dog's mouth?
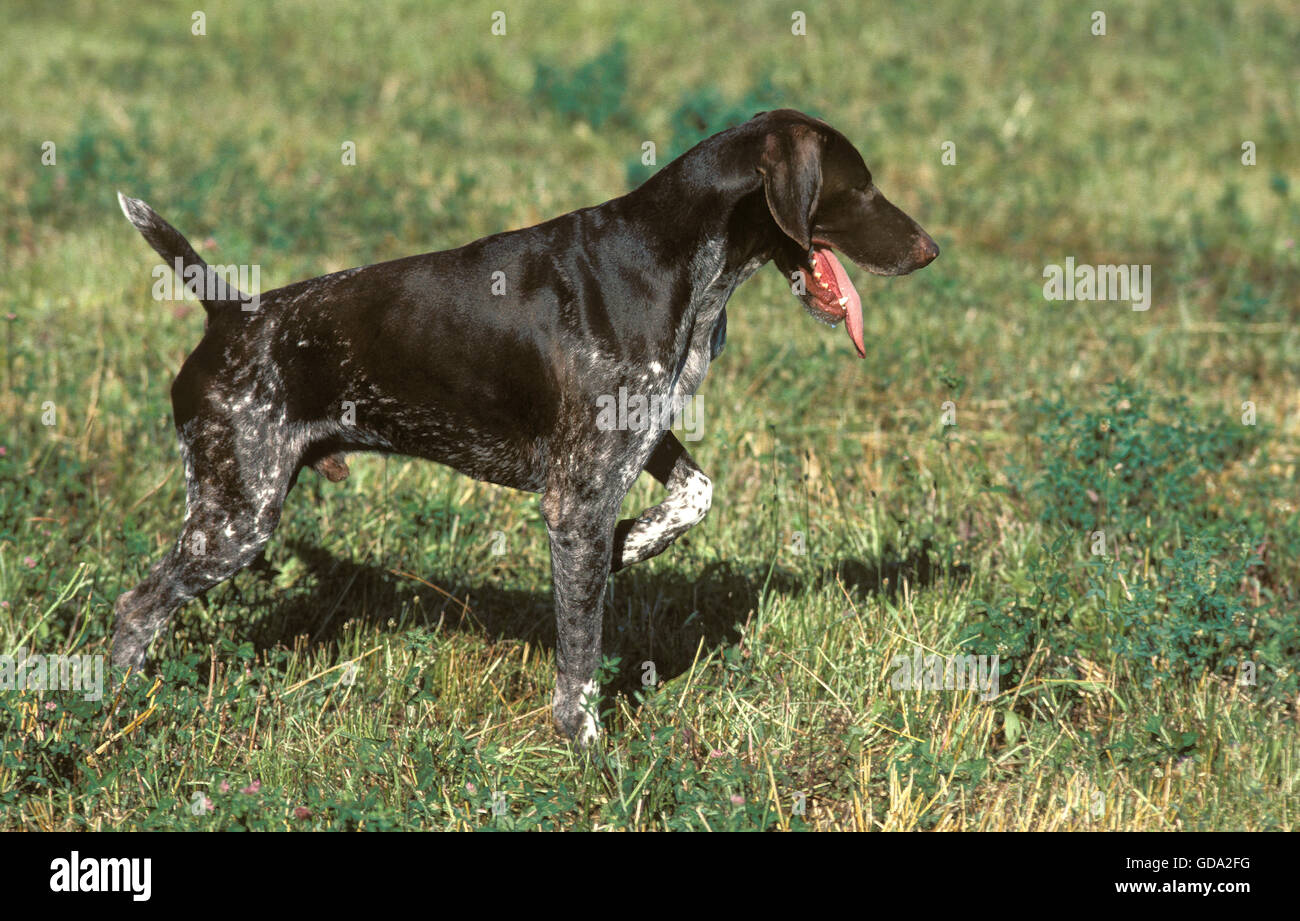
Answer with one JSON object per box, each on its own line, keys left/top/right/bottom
{"left": 789, "top": 244, "right": 866, "bottom": 359}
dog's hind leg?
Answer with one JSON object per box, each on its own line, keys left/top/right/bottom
{"left": 111, "top": 415, "right": 297, "bottom": 669}
{"left": 609, "top": 432, "right": 712, "bottom": 573}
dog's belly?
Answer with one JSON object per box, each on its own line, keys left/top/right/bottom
{"left": 357, "top": 405, "right": 549, "bottom": 492}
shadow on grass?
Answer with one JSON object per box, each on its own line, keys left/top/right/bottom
{"left": 232, "top": 538, "right": 964, "bottom": 700}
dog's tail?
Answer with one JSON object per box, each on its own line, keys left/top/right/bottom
{"left": 116, "top": 191, "right": 254, "bottom": 315}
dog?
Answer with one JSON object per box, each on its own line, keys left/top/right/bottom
{"left": 112, "top": 109, "right": 938, "bottom": 743}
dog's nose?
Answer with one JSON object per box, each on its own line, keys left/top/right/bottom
{"left": 913, "top": 235, "right": 939, "bottom": 267}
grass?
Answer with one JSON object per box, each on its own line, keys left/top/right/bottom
{"left": 1, "top": 0, "right": 1298, "bottom": 830}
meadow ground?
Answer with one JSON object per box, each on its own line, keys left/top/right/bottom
{"left": 0, "top": 1, "right": 1297, "bottom": 830}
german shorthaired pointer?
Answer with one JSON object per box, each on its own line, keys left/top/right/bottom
{"left": 113, "top": 109, "right": 938, "bottom": 742}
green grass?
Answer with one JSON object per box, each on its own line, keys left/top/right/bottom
{"left": 1, "top": 0, "right": 1298, "bottom": 830}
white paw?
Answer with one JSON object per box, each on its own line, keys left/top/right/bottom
{"left": 576, "top": 679, "right": 601, "bottom": 746}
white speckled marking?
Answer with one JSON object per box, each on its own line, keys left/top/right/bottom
{"left": 618, "top": 468, "right": 712, "bottom": 566}
{"left": 577, "top": 679, "right": 600, "bottom": 746}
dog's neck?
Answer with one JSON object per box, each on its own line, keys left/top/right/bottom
{"left": 618, "top": 129, "right": 785, "bottom": 394}
{"left": 658, "top": 190, "right": 775, "bottom": 399}
{"left": 679, "top": 187, "right": 780, "bottom": 352}
{"left": 632, "top": 146, "right": 780, "bottom": 304}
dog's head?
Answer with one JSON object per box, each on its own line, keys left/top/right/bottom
{"left": 754, "top": 110, "right": 938, "bottom": 358}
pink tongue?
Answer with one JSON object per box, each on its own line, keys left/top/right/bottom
{"left": 818, "top": 248, "right": 865, "bottom": 359}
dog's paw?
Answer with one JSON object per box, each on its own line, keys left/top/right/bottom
{"left": 553, "top": 679, "right": 601, "bottom": 747}
{"left": 110, "top": 589, "right": 152, "bottom": 671}
{"left": 109, "top": 639, "right": 147, "bottom": 671}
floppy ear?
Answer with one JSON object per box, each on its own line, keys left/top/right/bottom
{"left": 758, "top": 127, "right": 823, "bottom": 250}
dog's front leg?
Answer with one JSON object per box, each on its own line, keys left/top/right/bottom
{"left": 610, "top": 432, "right": 711, "bottom": 572}
{"left": 542, "top": 485, "right": 618, "bottom": 745}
